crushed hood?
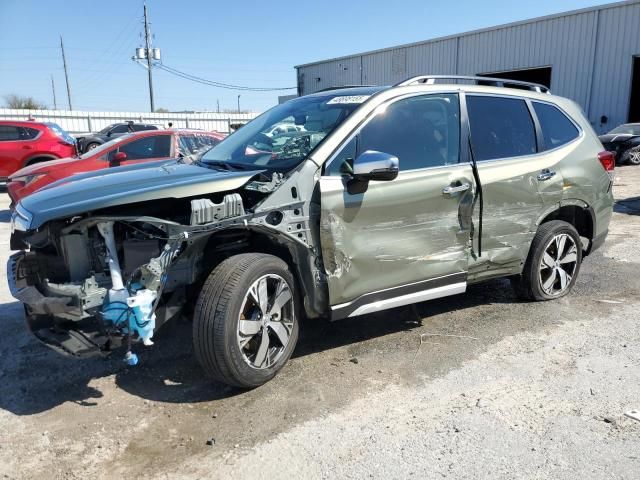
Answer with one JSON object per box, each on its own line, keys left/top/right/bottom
{"left": 20, "top": 160, "right": 263, "bottom": 229}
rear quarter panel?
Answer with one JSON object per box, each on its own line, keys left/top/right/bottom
{"left": 553, "top": 98, "right": 614, "bottom": 240}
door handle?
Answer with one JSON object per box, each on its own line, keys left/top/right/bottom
{"left": 442, "top": 182, "right": 471, "bottom": 195}
{"left": 537, "top": 169, "right": 556, "bottom": 181}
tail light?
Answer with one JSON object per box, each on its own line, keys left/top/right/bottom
{"left": 598, "top": 151, "right": 615, "bottom": 180}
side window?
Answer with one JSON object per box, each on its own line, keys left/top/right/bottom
{"left": 117, "top": 135, "right": 172, "bottom": 160}
{"left": 467, "top": 96, "right": 537, "bottom": 161}
{"left": 0, "top": 126, "right": 21, "bottom": 141}
{"left": 20, "top": 127, "right": 40, "bottom": 140}
{"left": 111, "top": 124, "right": 130, "bottom": 134}
{"left": 533, "top": 102, "right": 579, "bottom": 149}
{"left": 326, "top": 93, "right": 460, "bottom": 175}
{"left": 133, "top": 124, "right": 157, "bottom": 132}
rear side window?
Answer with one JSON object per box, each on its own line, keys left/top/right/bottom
{"left": 21, "top": 127, "right": 40, "bottom": 139}
{"left": 0, "top": 126, "right": 21, "bottom": 141}
{"left": 533, "top": 102, "right": 579, "bottom": 149}
{"left": 467, "top": 96, "right": 537, "bottom": 161}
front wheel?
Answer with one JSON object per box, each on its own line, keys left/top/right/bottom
{"left": 624, "top": 146, "right": 640, "bottom": 165}
{"left": 511, "top": 220, "right": 582, "bottom": 301}
{"left": 193, "top": 253, "right": 299, "bottom": 388}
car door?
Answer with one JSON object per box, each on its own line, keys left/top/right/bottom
{"left": 109, "top": 134, "right": 173, "bottom": 166}
{"left": 464, "top": 94, "right": 547, "bottom": 281}
{"left": 320, "top": 93, "right": 474, "bottom": 319}
{"left": 0, "top": 125, "right": 25, "bottom": 178}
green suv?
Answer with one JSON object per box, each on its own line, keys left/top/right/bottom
{"left": 8, "top": 76, "right": 614, "bottom": 388}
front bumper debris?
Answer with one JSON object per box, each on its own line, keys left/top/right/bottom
{"left": 7, "top": 252, "right": 122, "bottom": 357}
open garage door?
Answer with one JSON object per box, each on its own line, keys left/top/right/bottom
{"left": 628, "top": 56, "right": 640, "bottom": 123}
{"left": 478, "top": 67, "right": 552, "bottom": 89}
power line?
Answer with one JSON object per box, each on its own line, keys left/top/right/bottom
{"left": 155, "top": 63, "right": 296, "bottom": 91}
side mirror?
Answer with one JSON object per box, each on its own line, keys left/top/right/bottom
{"left": 110, "top": 151, "right": 127, "bottom": 167}
{"left": 352, "top": 150, "right": 399, "bottom": 182}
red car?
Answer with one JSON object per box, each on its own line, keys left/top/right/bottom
{"left": 0, "top": 120, "right": 77, "bottom": 181}
{"left": 7, "top": 129, "right": 225, "bottom": 203}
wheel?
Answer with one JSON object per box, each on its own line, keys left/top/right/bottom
{"left": 193, "top": 253, "right": 299, "bottom": 388}
{"left": 624, "top": 146, "right": 640, "bottom": 165}
{"left": 511, "top": 220, "right": 582, "bottom": 301}
{"left": 85, "top": 142, "right": 100, "bottom": 152}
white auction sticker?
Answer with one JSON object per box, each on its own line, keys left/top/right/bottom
{"left": 326, "top": 95, "right": 370, "bottom": 104}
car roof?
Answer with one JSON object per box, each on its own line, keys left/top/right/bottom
{"left": 305, "top": 86, "right": 389, "bottom": 98}
{"left": 0, "top": 120, "right": 49, "bottom": 128}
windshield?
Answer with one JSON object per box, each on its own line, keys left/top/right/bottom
{"left": 78, "top": 135, "right": 130, "bottom": 159}
{"left": 609, "top": 124, "right": 640, "bottom": 135}
{"left": 98, "top": 124, "right": 116, "bottom": 134}
{"left": 200, "top": 90, "right": 379, "bottom": 171}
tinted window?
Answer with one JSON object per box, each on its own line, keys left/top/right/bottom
{"left": 349, "top": 94, "right": 460, "bottom": 174}
{"left": 467, "top": 96, "right": 536, "bottom": 161}
{"left": 0, "top": 126, "right": 21, "bottom": 141}
{"left": 533, "top": 102, "right": 579, "bottom": 149}
{"left": 21, "top": 127, "right": 40, "bottom": 139}
{"left": 116, "top": 135, "right": 171, "bottom": 160}
{"left": 111, "top": 124, "right": 130, "bottom": 134}
{"left": 132, "top": 124, "right": 157, "bottom": 131}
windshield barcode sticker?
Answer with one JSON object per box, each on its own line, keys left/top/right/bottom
{"left": 327, "top": 95, "right": 370, "bottom": 104}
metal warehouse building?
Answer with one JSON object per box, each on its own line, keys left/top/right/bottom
{"left": 295, "top": 0, "right": 640, "bottom": 133}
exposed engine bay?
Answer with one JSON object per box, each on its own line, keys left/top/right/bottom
{"left": 8, "top": 168, "right": 328, "bottom": 359}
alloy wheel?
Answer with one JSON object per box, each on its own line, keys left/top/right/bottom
{"left": 237, "top": 274, "right": 294, "bottom": 369}
{"left": 538, "top": 233, "right": 578, "bottom": 296}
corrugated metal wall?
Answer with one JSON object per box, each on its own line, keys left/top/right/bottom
{"left": 296, "top": 1, "right": 640, "bottom": 133}
{"left": 0, "top": 109, "right": 259, "bottom": 134}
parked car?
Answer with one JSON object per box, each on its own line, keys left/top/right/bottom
{"left": 598, "top": 123, "right": 640, "bottom": 165}
{"left": 7, "top": 129, "right": 224, "bottom": 203}
{"left": 8, "top": 76, "right": 614, "bottom": 389}
{"left": 264, "top": 122, "right": 305, "bottom": 137}
{"left": 0, "top": 120, "right": 76, "bottom": 181}
{"left": 75, "top": 122, "right": 160, "bottom": 153}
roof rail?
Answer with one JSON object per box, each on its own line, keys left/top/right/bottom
{"left": 395, "top": 75, "right": 550, "bottom": 93}
{"left": 316, "top": 85, "right": 376, "bottom": 92}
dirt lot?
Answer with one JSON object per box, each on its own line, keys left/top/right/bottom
{"left": 1, "top": 167, "right": 639, "bottom": 480}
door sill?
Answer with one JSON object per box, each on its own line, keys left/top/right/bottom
{"left": 331, "top": 273, "right": 467, "bottom": 320}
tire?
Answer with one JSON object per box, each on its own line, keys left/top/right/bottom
{"left": 511, "top": 220, "right": 582, "bottom": 301}
{"left": 622, "top": 146, "right": 640, "bottom": 165}
{"left": 193, "top": 253, "right": 299, "bottom": 388}
{"left": 85, "top": 142, "right": 100, "bottom": 152}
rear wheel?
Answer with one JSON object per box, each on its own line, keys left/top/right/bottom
{"left": 193, "top": 253, "right": 299, "bottom": 388}
{"left": 85, "top": 142, "right": 100, "bottom": 152}
{"left": 511, "top": 220, "right": 582, "bottom": 301}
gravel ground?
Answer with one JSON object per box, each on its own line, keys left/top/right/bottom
{"left": 0, "top": 167, "right": 639, "bottom": 480}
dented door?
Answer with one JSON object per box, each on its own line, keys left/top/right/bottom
{"left": 465, "top": 94, "right": 547, "bottom": 281}
{"left": 320, "top": 166, "right": 474, "bottom": 311}
{"left": 319, "top": 93, "right": 473, "bottom": 315}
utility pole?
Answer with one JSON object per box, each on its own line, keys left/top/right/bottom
{"left": 237, "top": 94, "right": 241, "bottom": 113}
{"left": 216, "top": 99, "right": 220, "bottom": 113}
{"left": 60, "top": 36, "right": 72, "bottom": 110}
{"left": 51, "top": 75, "right": 57, "bottom": 110}
{"left": 143, "top": 2, "right": 155, "bottom": 112}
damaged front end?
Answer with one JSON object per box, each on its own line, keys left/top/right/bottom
{"left": 8, "top": 214, "right": 189, "bottom": 358}
{"left": 8, "top": 165, "right": 328, "bottom": 359}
